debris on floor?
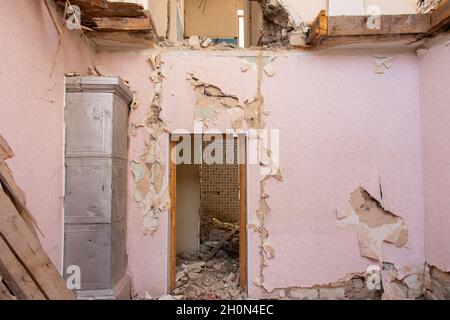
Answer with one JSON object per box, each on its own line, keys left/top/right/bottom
{"left": 173, "top": 254, "right": 246, "bottom": 300}
{"left": 172, "top": 218, "right": 245, "bottom": 300}
{"left": 159, "top": 36, "right": 238, "bottom": 50}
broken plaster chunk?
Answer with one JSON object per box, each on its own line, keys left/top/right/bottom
{"left": 263, "top": 241, "right": 275, "bottom": 259}
{"left": 263, "top": 64, "right": 276, "bottom": 77}
{"left": 289, "top": 30, "right": 307, "bottom": 47}
{"left": 381, "top": 269, "right": 408, "bottom": 300}
{"left": 241, "top": 62, "right": 251, "bottom": 73}
{"left": 149, "top": 53, "right": 162, "bottom": 70}
{"left": 188, "top": 35, "right": 201, "bottom": 48}
{"left": 374, "top": 57, "right": 395, "bottom": 74}
{"left": 201, "top": 37, "right": 213, "bottom": 48}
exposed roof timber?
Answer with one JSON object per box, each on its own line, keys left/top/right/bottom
{"left": 430, "top": 0, "right": 450, "bottom": 33}
{"left": 54, "top": 0, "right": 152, "bottom": 28}
{"left": 53, "top": 0, "right": 157, "bottom": 48}
{"left": 305, "top": 0, "right": 450, "bottom": 48}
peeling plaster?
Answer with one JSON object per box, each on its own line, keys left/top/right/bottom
{"left": 132, "top": 51, "right": 171, "bottom": 236}
{"left": 185, "top": 52, "right": 284, "bottom": 293}
{"left": 337, "top": 187, "right": 408, "bottom": 262}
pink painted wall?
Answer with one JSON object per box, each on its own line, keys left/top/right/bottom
{"left": 0, "top": 0, "right": 95, "bottom": 270}
{"left": 98, "top": 49, "right": 425, "bottom": 297}
{"left": 418, "top": 37, "right": 450, "bottom": 272}
{"left": 260, "top": 51, "right": 424, "bottom": 292}
{"left": 0, "top": 1, "right": 432, "bottom": 298}
{"left": 95, "top": 51, "right": 166, "bottom": 296}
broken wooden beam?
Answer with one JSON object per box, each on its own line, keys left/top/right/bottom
{"left": 0, "top": 236, "right": 46, "bottom": 300}
{"left": 202, "top": 227, "right": 239, "bottom": 262}
{"left": 0, "top": 136, "right": 74, "bottom": 300}
{"left": 91, "top": 16, "right": 152, "bottom": 31}
{"left": 306, "top": 10, "right": 328, "bottom": 46}
{"left": 0, "top": 278, "right": 15, "bottom": 300}
{"left": 0, "top": 158, "right": 40, "bottom": 236}
{"left": 0, "top": 189, "right": 74, "bottom": 300}
{"left": 327, "top": 14, "right": 431, "bottom": 36}
{"left": 305, "top": 8, "right": 450, "bottom": 48}
{"left": 430, "top": 0, "right": 450, "bottom": 33}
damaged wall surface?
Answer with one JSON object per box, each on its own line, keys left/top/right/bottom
{"left": 0, "top": 0, "right": 96, "bottom": 270}
{"left": 94, "top": 48, "right": 426, "bottom": 298}
{"left": 2, "top": 0, "right": 450, "bottom": 301}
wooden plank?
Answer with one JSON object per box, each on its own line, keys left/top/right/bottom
{"left": 91, "top": 17, "right": 152, "bottom": 31}
{"left": 239, "top": 145, "right": 247, "bottom": 290}
{"left": 169, "top": 138, "right": 177, "bottom": 291}
{"left": 430, "top": 0, "right": 450, "bottom": 33}
{"left": 0, "top": 280, "right": 15, "bottom": 300}
{"left": 0, "top": 189, "right": 74, "bottom": 300}
{"left": 0, "top": 158, "right": 39, "bottom": 235}
{"left": 203, "top": 228, "right": 239, "bottom": 262}
{"left": 328, "top": 14, "right": 431, "bottom": 36}
{"left": 0, "top": 135, "right": 13, "bottom": 161}
{"left": 0, "top": 237, "right": 46, "bottom": 300}
{"left": 306, "top": 10, "right": 328, "bottom": 45}
{"left": 55, "top": 0, "right": 108, "bottom": 9}
{"left": 55, "top": 0, "right": 146, "bottom": 18}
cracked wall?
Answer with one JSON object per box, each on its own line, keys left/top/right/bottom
{"left": 94, "top": 44, "right": 427, "bottom": 299}
{"left": 131, "top": 51, "right": 171, "bottom": 236}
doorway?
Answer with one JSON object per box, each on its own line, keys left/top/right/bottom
{"left": 169, "top": 134, "right": 247, "bottom": 299}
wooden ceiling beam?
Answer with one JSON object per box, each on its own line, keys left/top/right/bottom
{"left": 304, "top": 6, "right": 450, "bottom": 49}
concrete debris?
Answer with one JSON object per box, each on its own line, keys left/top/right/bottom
{"left": 188, "top": 35, "right": 201, "bottom": 48}
{"left": 379, "top": 264, "right": 424, "bottom": 300}
{"left": 337, "top": 187, "right": 408, "bottom": 261}
{"left": 289, "top": 30, "right": 307, "bottom": 47}
{"left": 424, "top": 264, "right": 450, "bottom": 299}
{"left": 160, "top": 37, "right": 237, "bottom": 50}
{"left": 381, "top": 268, "right": 409, "bottom": 300}
{"left": 201, "top": 218, "right": 240, "bottom": 261}
{"left": 259, "top": 0, "right": 309, "bottom": 47}
{"left": 201, "top": 38, "right": 213, "bottom": 48}
{"left": 280, "top": 273, "right": 383, "bottom": 300}
{"left": 173, "top": 253, "right": 246, "bottom": 300}
{"left": 417, "top": 0, "right": 443, "bottom": 13}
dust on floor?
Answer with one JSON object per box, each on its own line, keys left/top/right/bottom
{"left": 172, "top": 218, "right": 247, "bottom": 300}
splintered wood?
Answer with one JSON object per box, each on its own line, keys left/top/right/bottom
{"left": 0, "top": 134, "right": 74, "bottom": 300}
{"left": 54, "top": 0, "right": 155, "bottom": 32}
{"left": 52, "top": 0, "right": 157, "bottom": 48}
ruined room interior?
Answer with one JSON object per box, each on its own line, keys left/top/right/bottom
{"left": 0, "top": 0, "right": 450, "bottom": 302}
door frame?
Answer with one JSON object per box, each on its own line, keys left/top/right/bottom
{"left": 168, "top": 134, "right": 248, "bottom": 291}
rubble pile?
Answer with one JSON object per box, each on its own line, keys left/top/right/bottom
{"left": 159, "top": 36, "right": 238, "bottom": 50}
{"left": 173, "top": 218, "right": 245, "bottom": 300}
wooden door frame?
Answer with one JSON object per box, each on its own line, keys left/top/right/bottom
{"left": 168, "top": 134, "right": 248, "bottom": 291}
